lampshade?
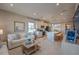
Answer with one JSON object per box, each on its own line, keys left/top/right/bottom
{"left": 0, "top": 29, "right": 3, "bottom": 35}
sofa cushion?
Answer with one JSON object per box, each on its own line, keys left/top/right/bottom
{"left": 8, "top": 34, "right": 16, "bottom": 40}
{"left": 16, "top": 33, "right": 21, "bottom": 39}
{"left": 8, "top": 34, "right": 21, "bottom": 40}
{"left": 10, "top": 38, "right": 24, "bottom": 43}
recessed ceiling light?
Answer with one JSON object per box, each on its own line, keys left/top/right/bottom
{"left": 56, "top": 3, "right": 59, "bottom": 6}
{"left": 60, "top": 13, "right": 63, "bottom": 15}
{"left": 10, "top": 4, "right": 14, "bottom": 7}
{"left": 33, "top": 13, "right": 37, "bottom": 16}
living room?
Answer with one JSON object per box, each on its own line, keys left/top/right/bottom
{"left": 0, "top": 3, "right": 79, "bottom": 55}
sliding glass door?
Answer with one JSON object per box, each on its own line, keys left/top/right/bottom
{"left": 28, "top": 22, "right": 35, "bottom": 33}
{"left": 52, "top": 24, "right": 62, "bottom": 32}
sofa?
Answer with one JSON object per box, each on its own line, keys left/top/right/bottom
{"left": 7, "top": 33, "right": 35, "bottom": 49}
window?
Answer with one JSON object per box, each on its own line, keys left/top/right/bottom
{"left": 52, "top": 24, "right": 62, "bottom": 32}
{"left": 28, "top": 22, "right": 35, "bottom": 33}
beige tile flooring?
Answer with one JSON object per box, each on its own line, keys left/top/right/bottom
{"left": 8, "top": 36, "right": 79, "bottom": 55}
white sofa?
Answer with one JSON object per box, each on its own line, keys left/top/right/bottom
{"left": 7, "top": 33, "right": 35, "bottom": 49}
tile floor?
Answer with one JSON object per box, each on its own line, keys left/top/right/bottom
{"left": 8, "top": 36, "right": 79, "bottom": 55}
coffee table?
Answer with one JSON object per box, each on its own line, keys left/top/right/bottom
{"left": 22, "top": 40, "right": 40, "bottom": 55}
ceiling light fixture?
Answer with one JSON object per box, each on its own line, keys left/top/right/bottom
{"left": 33, "top": 13, "right": 37, "bottom": 16}
{"left": 10, "top": 4, "right": 14, "bottom": 7}
{"left": 60, "top": 13, "right": 63, "bottom": 15}
{"left": 56, "top": 3, "right": 59, "bottom": 6}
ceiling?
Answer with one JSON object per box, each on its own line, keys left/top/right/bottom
{"left": 0, "top": 3, "right": 76, "bottom": 23}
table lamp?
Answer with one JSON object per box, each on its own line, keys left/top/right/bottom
{"left": 0, "top": 29, "right": 3, "bottom": 34}
{"left": 0, "top": 29, "right": 3, "bottom": 48}
{"left": 0, "top": 29, "right": 3, "bottom": 39}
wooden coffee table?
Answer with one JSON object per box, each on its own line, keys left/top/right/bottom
{"left": 22, "top": 40, "right": 40, "bottom": 55}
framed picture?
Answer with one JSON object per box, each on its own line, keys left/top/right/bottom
{"left": 14, "top": 21, "right": 25, "bottom": 32}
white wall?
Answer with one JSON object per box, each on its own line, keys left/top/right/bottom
{"left": 0, "top": 10, "right": 37, "bottom": 41}
{"left": 0, "top": 9, "right": 74, "bottom": 41}
{"left": 0, "top": 10, "right": 50, "bottom": 41}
